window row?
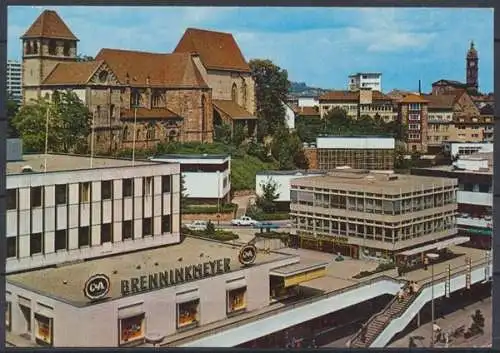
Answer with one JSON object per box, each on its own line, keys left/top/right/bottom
{"left": 6, "top": 215, "right": 172, "bottom": 259}
{"left": 6, "top": 176, "right": 172, "bottom": 210}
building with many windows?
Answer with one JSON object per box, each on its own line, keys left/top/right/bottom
{"left": 289, "top": 169, "right": 461, "bottom": 263}
{"left": 7, "top": 60, "right": 23, "bottom": 102}
{"left": 5, "top": 154, "right": 181, "bottom": 274}
{"left": 348, "top": 73, "right": 382, "bottom": 92}
{"left": 397, "top": 94, "right": 429, "bottom": 153}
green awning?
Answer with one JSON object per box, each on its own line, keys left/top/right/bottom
{"left": 460, "top": 227, "right": 492, "bottom": 236}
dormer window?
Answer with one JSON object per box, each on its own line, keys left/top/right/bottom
{"left": 152, "top": 90, "right": 162, "bottom": 108}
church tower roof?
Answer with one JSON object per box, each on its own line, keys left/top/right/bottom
{"left": 21, "top": 10, "right": 78, "bottom": 41}
{"left": 467, "top": 41, "right": 478, "bottom": 59}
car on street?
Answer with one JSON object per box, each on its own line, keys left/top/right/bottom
{"left": 185, "top": 220, "right": 208, "bottom": 231}
{"left": 230, "top": 216, "right": 258, "bottom": 227}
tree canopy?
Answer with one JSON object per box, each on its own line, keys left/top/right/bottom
{"left": 13, "top": 90, "right": 91, "bottom": 153}
{"left": 7, "top": 96, "right": 20, "bottom": 138}
{"left": 256, "top": 177, "right": 280, "bottom": 213}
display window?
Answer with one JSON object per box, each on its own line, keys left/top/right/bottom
{"left": 227, "top": 287, "right": 247, "bottom": 315}
{"left": 119, "top": 313, "right": 146, "bottom": 346}
{"left": 34, "top": 313, "right": 53, "bottom": 346}
{"left": 176, "top": 299, "right": 200, "bottom": 330}
{"left": 5, "top": 302, "right": 11, "bottom": 332}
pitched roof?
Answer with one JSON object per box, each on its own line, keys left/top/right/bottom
{"left": 213, "top": 100, "right": 256, "bottom": 120}
{"left": 399, "top": 94, "right": 429, "bottom": 104}
{"left": 318, "top": 90, "right": 392, "bottom": 102}
{"left": 423, "top": 94, "right": 456, "bottom": 110}
{"left": 22, "top": 10, "right": 78, "bottom": 40}
{"left": 295, "top": 106, "right": 320, "bottom": 116}
{"left": 42, "top": 61, "right": 102, "bottom": 85}
{"left": 432, "top": 79, "right": 467, "bottom": 88}
{"left": 120, "top": 107, "right": 181, "bottom": 120}
{"left": 95, "top": 49, "right": 208, "bottom": 88}
{"left": 174, "top": 28, "right": 250, "bottom": 72}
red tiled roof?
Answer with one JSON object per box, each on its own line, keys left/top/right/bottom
{"left": 42, "top": 61, "right": 102, "bottom": 85}
{"left": 95, "top": 49, "right": 208, "bottom": 88}
{"left": 295, "top": 106, "right": 320, "bottom": 116}
{"left": 22, "top": 10, "right": 78, "bottom": 40}
{"left": 174, "top": 28, "right": 250, "bottom": 72}
{"left": 399, "top": 94, "right": 429, "bottom": 104}
{"left": 423, "top": 94, "right": 456, "bottom": 109}
{"left": 120, "top": 107, "right": 181, "bottom": 120}
{"left": 213, "top": 100, "right": 256, "bottom": 120}
{"left": 319, "top": 90, "right": 392, "bottom": 102}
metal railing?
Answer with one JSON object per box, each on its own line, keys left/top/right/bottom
{"left": 164, "top": 275, "right": 403, "bottom": 347}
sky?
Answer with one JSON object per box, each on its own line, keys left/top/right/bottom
{"left": 7, "top": 6, "right": 494, "bottom": 93}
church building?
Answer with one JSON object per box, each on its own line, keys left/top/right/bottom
{"left": 21, "top": 10, "right": 257, "bottom": 153}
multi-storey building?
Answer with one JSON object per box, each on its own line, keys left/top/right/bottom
{"left": 319, "top": 88, "right": 396, "bottom": 122}
{"left": 6, "top": 154, "right": 181, "bottom": 273}
{"left": 289, "top": 169, "right": 459, "bottom": 264}
{"left": 348, "top": 73, "right": 382, "bottom": 92}
{"left": 425, "top": 94, "right": 454, "bottom": 150}
{"left": 397, "top": 94, "right": 429, "bottom": 153}
{"left": 315, "top": 136, "right": 395, "bottom": 171}
{"left": 443, "top": 141, "right": 493, "bottom": 159}
{"left": 21, "top": 10, "right": 257, "bottom": 153}
{"left": 7, "top": 60, "right": 23, "bottom": 102}
{"left": 412, "top": 152, "right": 492, "bottom": 249}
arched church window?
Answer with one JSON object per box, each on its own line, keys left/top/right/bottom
{"left": 201, "top": 95, "right": 207, "bottom": 133}
{"left": 131, "top": 89, "right": 141, "bottom": 107}
{"left": 146, "top": 124, "right": 156, "bottom": 140}
{"left": 48, "top": 40, "right": 57, "bottom": 55}
{"left": 231, "top": 83, "right": 238, "bottom": 103}
{"left": 25, "top": 42, "right": 33, "bottom": 55}
{"left": 241, "top": 79, "right": 247, "bottom": 107}
{"left": 33, "top": 41, "right": 39, "bottom": 55}
{"left": 152, "top": 90, "right": 162, "bottom": 108}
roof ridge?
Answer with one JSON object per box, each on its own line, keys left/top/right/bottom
{"left": 186, "top": 27, "right": 233, "bottom": 36}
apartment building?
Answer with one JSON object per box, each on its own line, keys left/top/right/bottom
{"left": 426, "top": 94, "right": 455, "bottom": 149}
{"left": 397, "top": 94, "right": 429, "bottom": 153}
{"left": 7, "top": 60, "right": 23, "bottom": 102}
{"left": 6, "top": 154, "right": 181, "bottom": 273}
{"left": 289, "top": 169, "right": 459, "bottom": 264}
{"left": 318, "top": 88, "right": 396, "bottom": 122}
{"left": 315, "top": 136, "right": 395, "bottom": 171}
{"left": 348, "top": 72, "right": 382, "bottom": 92}
{"left": 412, "top": 152, "right": 492, "bottom": 249}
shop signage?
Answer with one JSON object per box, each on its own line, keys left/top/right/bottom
{"left": 238, "top": 244, "right": 257, "bottom": 266}
{"left": 121, "top": 258, "right": 231, "bottom": 296}
{"left": 84, "top": 274, "right": 111, "bottom": 301}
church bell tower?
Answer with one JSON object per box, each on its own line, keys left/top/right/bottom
{"left": 466, "top": 41, "right": 479, "bottom": 92}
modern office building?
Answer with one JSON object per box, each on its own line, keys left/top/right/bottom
{"left": 150, "top": 154, "right": 231, "bottom": 203}
{"left": 443, "top": 141, "right": 493, "bottom": 159}
{"left": 6, "top": 154, "right": 181, "bottom": 273}
{"left": 7, "top": 60, "right": 23, "bottom": 102}
{"left": 289, "top": 169, "right": 460, "bottom": 263}
{"left": 412, "top": 152, "right": 492, "bottom": 249}
{"left": 6, "top": 236, "right": 327, "bottom": 347}
{"left": 348, "top": 73, "right": 382, "bottom": 92}
{"left": 315, "top": 136, "right": 395, "bottom": 171}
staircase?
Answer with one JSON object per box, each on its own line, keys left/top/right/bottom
{"left": 349, "top": 285, "right": 419, "bottom": 348}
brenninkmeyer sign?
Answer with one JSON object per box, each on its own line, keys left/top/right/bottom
{"left": 121, "top": 258, "right": 231, "bottom": 296}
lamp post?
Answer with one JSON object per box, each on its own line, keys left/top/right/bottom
{"left": 216, "top": 170, "right": 221, "bottom": 227}
{"left": 426, "top": 252, "right": 439, "bottom": 347}
{"left": 131, "top": 104, "right": 138, "bottom": 166}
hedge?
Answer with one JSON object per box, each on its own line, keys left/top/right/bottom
{"left": 182, "top": 226, "right": 239, "bottom": 241}
{"left": 254, "top": 231, "right": 290, "bottom": 241}
{"left": 352, "top": 262, "right": 396, "bottom": 279}
{"left": 253, "top": 212, "right": 290, "bottom": 221}
{"left": 184, "top": 203, "right": 237, "bottom": 215}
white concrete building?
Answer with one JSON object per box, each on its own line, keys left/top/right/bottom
{"left": 443, "top": 141, "right": 493, "bottom": 159}
{"left": 6, "top": 154, "right": 181, "bottom": 273}
{"left": 256, "top": 170, "right": 326, "bottom": 203}
{"left": 297, "top": 96, "right": 319, "bottom": 107}
{"left": 150, "top": 154, "right": 231, "bottom": 203}
{"left": 7, "top": 60, "right": 23, "bottom": 102}
{"left": 282, "top": 101, "right": 296, "bottom": 130}
{"left": 348, "top": 73, "right": 382, "bottom": 92}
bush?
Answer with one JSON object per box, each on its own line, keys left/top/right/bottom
{"left": 182, "top": 226, "right": 239, "bottom": 241}
{"left": 353, "top": 262, "right": 396, "bottom": 279}
{"left": 253, "top": 212, "right": 289, "bottom": 221}
{"left": 254, "top": 231, "right": 289, "bottom": 241}
{"left": 184, "top": 203, "right": 237, "bottom": 214}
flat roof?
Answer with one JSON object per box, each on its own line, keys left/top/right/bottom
{"left": 269, "top": 260, "right": 329, "bottom": 277}
{"left": 153, "top": 154, "right": 230, "bottom": 160}
{"left": 7, "top": 154, "right": 155, "bottom": 175}
{"left": 317, "top": 135, "right": 393, "bottom": 139}
{"left": 256, "top": 169, "right": 326, "bottom": 176}
{"left": 291, "top": 169, "right": 457, "bottom": 193}
{"left": 7, "top": 237, "right": 292, "bottom": 306}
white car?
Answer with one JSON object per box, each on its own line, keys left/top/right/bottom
{"left": 185, "top": 220, "right": 208, "bottom": 231}
{"left": 230, "top": 216, "right": 258, "bottom": 227}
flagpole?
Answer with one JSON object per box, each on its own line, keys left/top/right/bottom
{"left": 90, "top": 108, "right": 95, "bottom": 168}
{"left": 44, "top": 104, "right": 50, "bottom": 173}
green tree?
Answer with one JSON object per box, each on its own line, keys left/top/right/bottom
{"left": 180, "top": 174, "right": 189, "bottom": 211}
{"left": 249, "top": 59, "right": 290, "bottom": 139}
{"left": 7, "top": 96, "right": 20, "bottom": 138}
{"left": 232, "top": 123, "right": 246, "bottom": 147}
{"left": 256, "top": 177, "right": 280, "bottom": 213}
{"left": 13, "top": 90, "right": 91, "bottom": 153}
{"left": 270, "top": 129, "right": 308, "bottom": 170}
{"left": 214, "top": 123, "right": 232, "bottom": 144}
{"left": 205, "top": 220, "right": 216, "bottom": 236}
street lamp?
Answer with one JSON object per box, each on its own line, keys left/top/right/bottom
{"left": 426, "top": 252, "right": 439, "bottom": 347}
{"left": 131, "top": 104, "right": 138, "bottom": 166}
{"left": 216, "top": 170, "right": 221, "bottom": 227}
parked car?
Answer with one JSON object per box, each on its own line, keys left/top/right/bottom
{"left": 185, "top": 220, "right": 208, "bottom": 231}
{"left": 230, "top": 216, "right": 258, "bottom": 227}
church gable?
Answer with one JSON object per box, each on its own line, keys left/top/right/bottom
{"left": 88, "top": 62, "right": 121, "bottom": 86}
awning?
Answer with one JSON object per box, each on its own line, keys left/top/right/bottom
{"left": 270, "top": 261, "right": 328, "bottom": 288}
{"left": 213, "top": 100, "right": 257, "bottom": 120}
{"left": 398, "top": 236, "right": 470, "bottom": 257}
{"left": 459, "top": 227, "right": 492, "bottom": 236}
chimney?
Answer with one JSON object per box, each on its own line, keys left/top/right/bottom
{"left": 418, "top": 80, "right": 422, "bottom": 94}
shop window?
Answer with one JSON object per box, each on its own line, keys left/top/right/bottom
{"left": 5, "top": 302, "right": 11, "bottom": 332}
{"left": 161, "top": 175, "right": 171, "bottom": 193}
{"left": 101, "top": 180, "right": 113, "bottom": 200}
{"left": 176, "top": 300, "right": 200, "bottom": 330}
{"left": 143, "top": 177, "right": 153, "bottom": 196}
{"left": 119, "top": 314, "right": 145, "bottom": 346}
{"left": 227, "top": 287, "right": 247, "bottom": 315}
{"left": 101, "top": 223, "right": 113, "bottom": 244}
{"left": 31, "top": 186, "right": 43, "bottom": 208}
{"left": 35, "top": 313, "right": 53, "bottom": 346}
{"left": 55, "top": 184, "right": 67, "bottom": 205}
{"left": 161, "top": 215, "right": 171, "bottom": 234}
{"left": 79, "top": 182, "right": 91, "bottom": 203}
{"left": 54, "top": 230, "right": 67, "bottom": 251}
{"left": 7, "top": 237, "right": 16, "bottom": 258}
{"left": 78, "top": 226, "right": 90, "bottom": 248}
{"left": 6, "top": 189, "right": 17, "bottom": 210}
{"left": 142, "top": 218, "right": 152, "bottom": 237}
{"left": 30, "top": 233, "right": 43, "bottom": 255}
{"left": 123, "top": 178, "right": 134, "bottom": 198}
{"left": 122, "top": 220, "right": 134, "bottom": 240}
